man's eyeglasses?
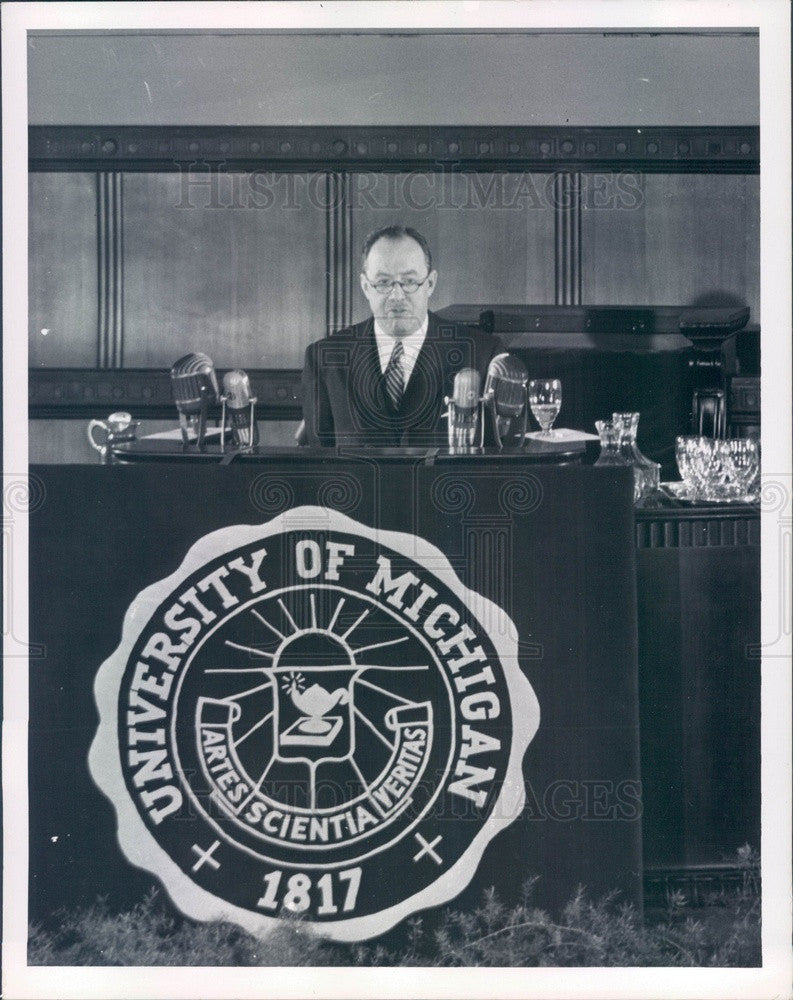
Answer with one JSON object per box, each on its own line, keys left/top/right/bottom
{"left": 363, "top": 275, "right": 431, "bottom": 295}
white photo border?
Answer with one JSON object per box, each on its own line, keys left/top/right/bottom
{"left": 3, "top": 2, "right": 791, "bottom": 998}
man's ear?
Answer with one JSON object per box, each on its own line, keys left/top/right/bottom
{"left": 359, "top": 272, "right": 369, "bottom": 295}
{"left": 426, "top": 269, "right": 438, "bottom": 298}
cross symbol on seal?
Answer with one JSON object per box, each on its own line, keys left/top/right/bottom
{"left": 412, "top": 832, "right": 443, "bottom": 865}
{"left": 191, "top": 839, "right": 222, "bottom": 872}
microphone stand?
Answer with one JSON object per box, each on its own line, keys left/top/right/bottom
{"left": 220, "top": 395, "right": 258, "bottom": 455}
{"left": 444, "top": 397, "right": 483, "bottom": 454}
{"left": 176, "top": 397, "right": 211, "bottom": 451}
{"left": 483, "top": 387, "right": 528, "bottom": 450}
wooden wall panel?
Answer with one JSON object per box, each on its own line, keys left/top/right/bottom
{"left": 28, "top": 172, "right": 98, "bottom": 368}
{"left": 581, "top": 174, "right": 760, "bottom": 321}
{"left": 121, "top": 173, "right": 327, "bottom": 369}
{"left": 28, "top": 166, "right": 760, "bottom": 397}
{"left": 29, "top": 419, "right": 302, "bottom": 464}
{"left": 349, "top": 172, "right": 556, "bottom": 319}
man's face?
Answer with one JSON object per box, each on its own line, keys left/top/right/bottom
{"left": 360, "top": 236, "right": 437, "bottom": 337}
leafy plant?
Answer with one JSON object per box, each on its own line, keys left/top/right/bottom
{"left": 29, "top": 849, "right": 760, "bottom": 967}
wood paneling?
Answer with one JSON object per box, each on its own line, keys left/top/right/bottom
{"left": 637, "top": 536, "right": 760, "bottom": 867}
{"left": 30, "top": 125, "right": 760, "bottom": 175}
{"left": 581, "top": 173, "right": 760, "bottom": 321}
{"left": 326, "top": 173, "right": 354, "bottom": 333}
{"left": 121, "top": 172, "right": 327, "bottom": 369}
{"left": 350, "top": 172, "right": 556, "bottom": 316}
{"left": 28, "top": 162, "right": 761, "bottom": 433}
{"left": 28, "top": 418, "right": 301, "bottom": 464}
{"left": 554, "top": 173, "right": 582, "bottom": 305}
{"left": 29, "top": 172, "right": 98, "bottom": 368}
{"left": 29, "top": 368, "right": 301, "bottom": 419}
{"left": 97, "top": 172, "right": 124, "bottom": 367}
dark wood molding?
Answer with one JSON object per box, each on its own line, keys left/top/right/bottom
{"left": 29, "top": 368, "right": 303, "bottom": 420}
{"left": 443, "top": 303, "right": 733, "bottom": 335}
{"left": 643, "top": 863, "right": 759, "bottom": 909}
{"left": 29, "top": 125, "right": 760, "bottom": 174}
{"left": 553, "top": 172, "right": 582, "bottom": 306}
{"left": 326, "top": 172, "right": 354, "bottom": 334}
{"left": 97, "top": 172, "right": 124, "bottom": 367}
{"left": 634, "top": 506, "right": 760, "bottom": 548}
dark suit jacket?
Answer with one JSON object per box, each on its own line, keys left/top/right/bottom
{"left": 302, "top": 312, "right": 505, "bottom": 447}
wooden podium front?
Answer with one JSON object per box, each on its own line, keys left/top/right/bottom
{"left": 28, "top": 455, "right": 641, "bottom": 940}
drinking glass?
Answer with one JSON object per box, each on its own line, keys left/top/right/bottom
{"left": 675, "top": 436, "right": 759, "bottom": 502}
{"left": 700, "top": 440, "right": 744, "bottom": 501}
{"left": 675, "top": 435, "right": 708, "bottom": 495}
{"left": 528, "top": 379, "right": 562, "bottom": 437}
{"left": 725, "top": 438, "right": 760, "bottom": 498}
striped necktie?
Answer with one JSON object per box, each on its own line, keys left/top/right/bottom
{"left": 383, "top": 340, "right": 405, "bottom": 410}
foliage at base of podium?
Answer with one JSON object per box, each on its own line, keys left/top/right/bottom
{"left": 28, "top": 848, "right": 760, "bottom": 968}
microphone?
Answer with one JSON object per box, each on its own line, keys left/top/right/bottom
{"left": 483, "top": 353, "right": 529, "bottom": 449}
{"left": 222, "top": 370, "right": 259, "bottom": 449}
{"left": 444, "top": 368, "right": 481, "bottom": 452}
{"left": 170, "top": 352, "right": 219, "bottom": 449}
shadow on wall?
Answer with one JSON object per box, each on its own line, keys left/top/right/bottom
{"left": 689, "top": 290, "right": 750, "bottom": 315}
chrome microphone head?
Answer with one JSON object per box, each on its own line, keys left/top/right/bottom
{"left": 221, "top": 369, "right": 259, "bottom": 449}
{"left": 452, "top": 368, "right": 482, "bottom": 411}
{"left": 484, "top": 353, "right": 528, "bottom": 418}
{"left": 222, "top": 369, "right": 253, "bottom": 408}
{"left": 170, "top": 353, "right": 219, "bottom": 450}
{"left": 447, "top": 368, "right": 482, "bottom": 451}
{"left": 170, "top": 353, "right": 219, "bottom": 413}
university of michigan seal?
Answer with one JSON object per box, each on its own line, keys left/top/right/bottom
{"left": 90, "top": 507, "right": 539, "bottom": 941}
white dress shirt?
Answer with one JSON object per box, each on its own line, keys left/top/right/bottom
{"left": 374, "top": 316, "right": 429, "bottom": 387}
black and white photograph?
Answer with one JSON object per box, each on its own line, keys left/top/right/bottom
{"left": 2, "top": 1, "right": 791, "bottom": 997}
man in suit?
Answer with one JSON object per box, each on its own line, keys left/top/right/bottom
{"left": 302, "top": 226, "right": 504, "bottom": 447}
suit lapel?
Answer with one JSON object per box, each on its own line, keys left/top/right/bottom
{"left": 350, "top": 320, "right": 401, "bottom": 442}
{"left": 351, "top": 318, "right": 392, "bottom": 412}
{"left": 398, "top": 314, "right": 444, "bottom": 419}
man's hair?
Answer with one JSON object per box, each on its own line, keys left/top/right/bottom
{"left": 361, "top": 226, "right": 433, "bottom": 273}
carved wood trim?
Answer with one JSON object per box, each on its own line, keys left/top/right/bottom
{"left": 29, "top": 368, "right": 303, "bottom": 420}
{"left": 29, "top": 125, "right": 760, "bottom": 174}
{"left": 326, "top": 172, "right": 354, "bottom": 334}
{"left": 643, "top": 864, "right": 759, "bottom": 909}
{"left": 634, "top": 508, "right": 760, "bottom": 548}
{"left": 554, "top": 172, "right": 582, "bottom": 306}
{"left": 97, "top": 172, "right": 124, "bottom": 367}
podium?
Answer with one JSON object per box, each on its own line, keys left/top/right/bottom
{"left": 29, "top": 453, "right": 642, "bottom": 939}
